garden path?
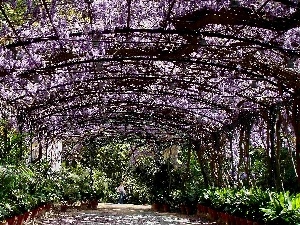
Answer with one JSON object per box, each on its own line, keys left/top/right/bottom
{"left": 32, "top": 203, "right": 216, "bottom": 225}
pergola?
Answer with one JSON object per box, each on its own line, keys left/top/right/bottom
{"left": 0, "top": 0, "right": 300, "bottom": 186}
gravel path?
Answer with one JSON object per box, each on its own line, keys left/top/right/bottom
{"left": 33, "top": 203, "right": 216, "bottom": 225}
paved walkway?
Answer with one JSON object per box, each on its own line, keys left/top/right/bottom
{"left": 34, "top": 203, "right": 216, "bottom": 225}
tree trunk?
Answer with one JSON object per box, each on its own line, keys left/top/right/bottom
{"left": 3, "top": 122, "right": 8, "bottom": 159}
{"left": 292, "top": 95, "right": 300, "bottom": 189}
{"left": 212, "top": 132, "right": 223, "bottom": 187}
{"left": 262, "top": 110, "right": 272, "bottom": 189}
{"left": 269, "top": 106, "right": 277, "bottom": 189}
{"left": 238, "top": 128, "right": 245, "bottom": 187}
{"left": 244, "top": 126, "right": 251, "bottom": 187}
{"left": 186, "top": 143, "right": 191, "bottom": 175}
{"left": 275, "top": 111, "right": 283, "bottom": 190}
{"left": 194, "top": 141, "right": 209, "bottom": 188}
{"left": 229, "top": 134, "right": 235, "bottom": 187}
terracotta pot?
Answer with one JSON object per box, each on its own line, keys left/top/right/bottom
{"left": 151, "top": 203, "right": 160, "bottom": 211}
{"left": 219, "top": 212, "right": 229, "bottom": 224}
{"left": 208, "top": 208, "right": 218, "bottom": 220}
{"left": 151, "top": 203, "right": 160, "bottom": 212}
{"left": 228, "top": 214, "right": 236, "bottom": 225}
{"left": 45, "top": 203, "right": 52, "bottom": 211}
{"left": 218, "top": 212, "right": 223, "bottom": 221}
{"left": 15, "top": 214, "right": 24, "bottom": 225}
{"left": 30, "top": 208, "right": 39, "bottom": 219}
{"left": 180, "top": 205, "right": 186, "bottom": 214}
{"left": 185, "top": 205, "right": 194, "bottom": 215}
{"left": 61, "top": 204, "right": 68, "bottom": 212}
{"left": 5, "top": 216, "right": 16, "bottom": 225}
{"left": 38, "top": 205, "right": 46, "bottom": 216}
{"left": 196, "top": 204, "right": 202, "bottom": 215}
{"left": 197, "top": 204, "right": 207, "bottom": 216}
{"left": 247, "top": 220, "right": 254, "bottom": 225}
{"left": 234, "top": 216, "right": 248, "bottom": 225}
{"left": 202, "top": 206, "right": 209, "bottom": 215}
{"left": 253, "top": 222, "right": 264, "bottom": 225}
{"left": 207, "top": 208, "right": 212, "bottom": 215}
{"left": 81, "top": 202, "right": 89, "bottom": 210}
{"left": 23, "top": 212, "right": 30, "bottom": 222}
{"left": 90, "top": 200, "right": 98, "bottom": 210}
{"left": 233, "top": 217, "right": 240, "bottom": 225}
{"left": 239, "top": 217, "right": 248, "bottom": 225}
{"left": 162, "top": 204, "right": 170, "bottom": 212}
{"left": 0, "top": 221, "right": 8, "bottom": 225}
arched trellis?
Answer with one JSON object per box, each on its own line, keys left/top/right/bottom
{"left": 0, "top": 0, "right": 300, "bottom": 188}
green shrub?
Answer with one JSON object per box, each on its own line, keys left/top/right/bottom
{"left": 261, "top": 191, "right": 300, "bottom": 225}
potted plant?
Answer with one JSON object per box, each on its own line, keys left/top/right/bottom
{"left": 3, "top": 202, "right": 20, "bottom": 225}
{"left": 181, "top": 191, "right": 197, "bottom": 215}
{"left": 87, "top": 186, "right": 100, "bottom": 210}
{"left": 60, "top": 201, "right": 68, "bottom": 212}
{"left": 161, "top": 193, "right": 171, "bottom": 212}
{"left": 150, "top": 192, "right": 161, "bottom": 212}
{"left": 0, "top": 202, "right": 10, "bottom": 225}
{"left": 82, "top": 190, "right": 98, "bottom": 210}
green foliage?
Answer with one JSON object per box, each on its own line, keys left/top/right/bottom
{"left": 123, "top": 177, "right": 150, "bottom": 204}
{"left": 209, "top": 187, "right": 232, "bottom": 211}
{"left": 57, "top": 162, "right": 110, "bottom": 202}
{"left": 280, "top": 148, "right": 298, "bottom": 192}
{"left": 249, "top": 147, "right": 269, "bottom": 187}
{"left": 132, "top": 143, "right": 204, "bottom": 207}
{"left": 0, "top": 202, "right": 12, "bottom": 221}
{"left": 224, "top": 188, "right": 269, "bottom": 220}
{"left": 0, "top": 162, "right": 58, "bottom": 219}
{"left": 196, "top": 187, "right": 300, "bottom": 224}
{"left": 249, "top": 146, "right": 298, "bottom": 192}
{"left": 134, "top": 156, "right": 184, "bottom": 204}
{"left": 0, "top": 120, "right": 29, "bottom": 165}
{"left": 261, "top": 191, "right": 300, "bottom": 225}
{"left": 1, "top": 133, "right": 299, "bottom": 222}
{"left": 0, "top": 0, "right": 35, "bottom": 28}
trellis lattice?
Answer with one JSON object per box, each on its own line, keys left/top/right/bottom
{"left": 0, "top": 0, "right": 299, "bottom": 144}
